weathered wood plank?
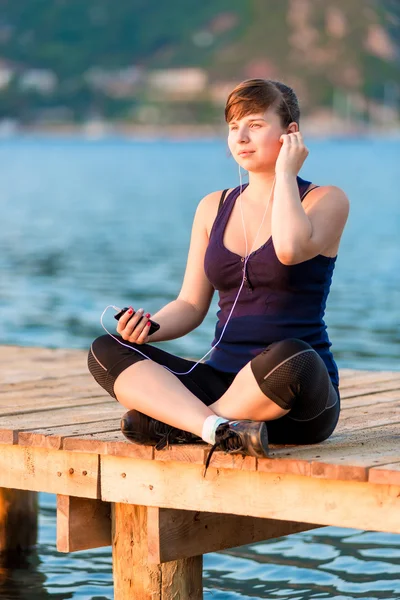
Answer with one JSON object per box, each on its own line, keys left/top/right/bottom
{"left": 0, "top": 364, "right": 88, "bottom": 385}
{"left": 101, "top": 457, "right": 400, "bottom": 533}
{"left": 260, "top": 424, "right": 400, "bottom": 481}
{"left": 18, "top": 420, "right": 121, "bottom": 450}
{"left": 0, "top": 403, "right": 125, "bottom": 445}
{"left": 0, "top": 446, "right": 100, "bottom": 498}
{"left": 369, "top": 462, "right": 400, "bottom": 486}
{"left": 335, "top": 400, "right": 400, "bottom": 432}
{"left": 340, "top": 378, "right": 400, "bottom": 399}
{"left": 154, "top": 444, "right": 207, "bottom": 466}
{"left": 57, "top": 495, "right": 111, "bottom": 552}
{"left": 0, "top": 345, "right": 86, "bottom": 364}
{"left": 340, "top": 390, "right": 400, "bottom": 409}
{"left": 0, "top": 373, "right": 96, "bottom": 395}
{"left": 64, "top": 431, "right": 154, "bottom": 459}
{"left": 0, "top": 395, "right": 110, "bottom": 417}
{"left": 338, "top": 370, "right": 400, "bottom": 388}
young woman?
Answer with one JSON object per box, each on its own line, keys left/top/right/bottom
{"left": 88, "top": 79, "right": 349, "bottom": 468}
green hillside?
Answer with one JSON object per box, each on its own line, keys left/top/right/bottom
{"left": 0, "top": 0, "right": 398, "bottom": 125}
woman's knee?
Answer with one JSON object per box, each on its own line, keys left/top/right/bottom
{"left": 87, "top": 335, "right": 115, "bottom": 396}
{"left": 250, "top": 338, "right": 329, "bottom": 411}
{"left": 88, "top": 334, "right": 114, "bottom": 371}
{"left": 88, "top": 334, "right": 150, "bottom": 399}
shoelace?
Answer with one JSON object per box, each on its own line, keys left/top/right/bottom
{"left": 152, "top": 421, "right": 198, "bottom": 451}
{"left": 203, "top": 424, "right": 244, "bottom": 477}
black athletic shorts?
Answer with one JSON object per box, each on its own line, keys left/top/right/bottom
{"left": 88, "top": 335, "right": 340, "bottom": 445}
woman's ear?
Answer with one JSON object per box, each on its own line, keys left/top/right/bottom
{"left": 287, "top": 122, "right": 299, "bottom": 134}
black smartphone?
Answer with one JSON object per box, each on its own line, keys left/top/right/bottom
{"left": 114, "top": 307, "right": 160, "bottom": 336}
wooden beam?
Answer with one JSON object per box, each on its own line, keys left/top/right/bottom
{"left": 56, "top": 495, "right": 110, "bottom": 552}
{"left": 54, "top": 496, "right": 320, "bottom": 560}
{"left": 0, "top": 445, "right": 100, "bottom": 499}
{"left": 0, "top": 488, "right": 38, "bottom": 560}
{"left": 112, "top": 503, "right": 202, "bottom": 600}
{"left": 101, "top": 456, "right": 400, "bottom": 534}
{"left": 147, "top": 507, "right": 320, "bottom": 563}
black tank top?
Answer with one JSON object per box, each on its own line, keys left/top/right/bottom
{"left": 203, "top": 176, "right": 339, "bottom": 388}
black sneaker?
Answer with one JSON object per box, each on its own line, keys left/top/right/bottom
{"left": 120, "top": 409, "right": 204, "bottom": 450}
{"left": 204, "top": 420, "right": 269, "bottom": 476}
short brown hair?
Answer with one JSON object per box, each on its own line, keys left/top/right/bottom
{"left": 225, "top": 79, "right": 300, "bottom": 127}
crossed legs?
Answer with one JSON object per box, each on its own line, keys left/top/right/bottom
{"left": 113, "top": 355, "right": 289, "bottom": 438}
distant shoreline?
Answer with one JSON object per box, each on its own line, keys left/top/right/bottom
{"left": 2, "top": 120, "right": 400, "bottom": 140}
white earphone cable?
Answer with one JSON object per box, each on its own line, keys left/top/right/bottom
{"left": 100, "top": 168, "right": 276, "bottom": 376}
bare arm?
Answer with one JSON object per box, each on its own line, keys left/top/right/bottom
{"left": 272, "top": 173, "right": 350, "bottom": 265}
{"left": 146, "top": 298, "right": 204, "bottom": 342}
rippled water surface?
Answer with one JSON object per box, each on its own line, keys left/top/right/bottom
{"left": 0, "top": 136, "right": 399, "bottom": 599}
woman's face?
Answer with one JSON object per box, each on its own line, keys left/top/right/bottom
{"left": 227, "top": 106, "right": 296, "bottom": 172}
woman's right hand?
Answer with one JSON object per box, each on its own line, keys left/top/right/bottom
{"left": 116, "top": 307, "right": 152, "bottom": 344}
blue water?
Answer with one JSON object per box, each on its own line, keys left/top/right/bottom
{"left": 0, "top": 136, "right": 399, "bottom": 599}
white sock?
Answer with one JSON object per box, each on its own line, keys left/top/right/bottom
{"left": 201, "top": 415, "right": 229, "bottom": 444}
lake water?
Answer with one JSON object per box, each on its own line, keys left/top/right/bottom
{"left": 0, "top": 135, "right": 399, "bottom": 599}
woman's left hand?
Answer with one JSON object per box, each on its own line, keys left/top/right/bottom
{"left": 275, "top": 132, "right": 309, "bottom": 177}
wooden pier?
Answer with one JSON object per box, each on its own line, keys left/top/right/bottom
{"left": 0, "top": 345, "right": 399, "bottom": 599}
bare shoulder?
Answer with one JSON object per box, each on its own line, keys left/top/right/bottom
{"left": 303, "top": 183, "right": 350, "bottom": 215}
{"left": 197, "top": 188, "right": 235, "bottom": 237}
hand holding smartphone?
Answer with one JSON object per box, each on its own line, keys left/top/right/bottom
{"left": 114, "top": 307, "right": 160, "bottom": 336}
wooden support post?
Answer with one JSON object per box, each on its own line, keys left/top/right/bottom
{"left": 112, "top": 503, "right": 203, "bottom": 600}
{"left": 0, "top": 488, "right": 38, "bottom": 561}
{"left": 56, "top": 495, "right": 111, "bottom": 552}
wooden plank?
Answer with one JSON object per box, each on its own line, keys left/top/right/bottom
{"left": 56, "top": 495, "right": 111, "bottom": 552}
{"left": 154, "top": 443, "right": 257, "bottom": 471}
{"left": 260, "top": 424, "right": 400, "bottom": 481}
{"left": 0, "top": 376, "right": 104, "bottom": 400}
{"left": 112, "top": 503, "right": 202, "bottom": 600}
{"left": 0, "top": 362, "right": 88, "bottom": 384}
{"left": 0, "top": 346, "right": 87, "bottom": 368}
{"left": 0, "top": 373, "right": 96, "bottom": 394}
{"left": 101, "top": 457, "right": 400, "bottom": 533}
{"left": 258, "top": 421, "right": 400, "bottom": 480}
{"left": 369, "top": 462, "right": 400, "bottom": 486}
{"left": 0, "top": 402, "right": 126, "bottom": 445}
{"left": 18, "top": 420, "right": 121, "bottom": 450}
{"left": 154, "top": 444, "right": 207, "bottom": 466}
{"left": 0, "top": 402, "right": 120, "bottom": 430}
{"left": 147, "top": 508, "right": 320, "bottom": 563}
{"left": 0, "top": 395, "right": 110, "bottom": 417}
{"left": 340, "top": 390, "right": 400, "bottom": 410}
{"left": 338, "top": 370, "right": 400, "bottom": 388}
{"left": 0, "top": 445, "right": 100, "bottom": 498}
{"left": 64, "top": 431, "right": 154, "bottom": 459}
{"left": 336, "top": 400, "right": 400, "bottom": 432}
{"left": 340, "top": 379, "right": 400, "bottom": 399}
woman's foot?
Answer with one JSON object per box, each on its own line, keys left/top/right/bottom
{"left": 120, "top": 412, "right": 269, "bottom": 475}
{"left": 120, "top": 409, "right": 204, "bottom": 450}
{"left": 204, "top": 420, "right": 269, "bottom": 476}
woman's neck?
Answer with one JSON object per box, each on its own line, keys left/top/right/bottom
{"left": 241, "top": 171, "right": 284, "bottom": 207}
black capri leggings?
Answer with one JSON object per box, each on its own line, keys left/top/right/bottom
{"left": 88, "top": 335, "right": 340, "bottom": 445}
